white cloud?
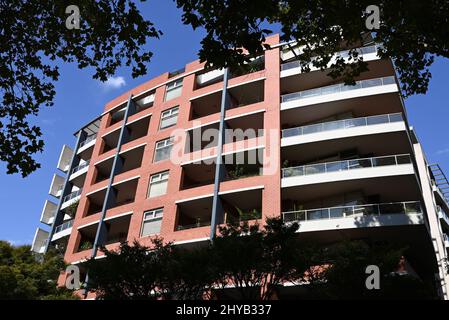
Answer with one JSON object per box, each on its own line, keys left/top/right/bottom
{"left": 101, "top": 76, "right": 126, "bottom": 90}
{"left": 436, "top": 148, "right": 449, "bottom": 156}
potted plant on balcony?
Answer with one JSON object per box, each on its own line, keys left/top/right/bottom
{"left": 65, "top": 200, "right": 79, "bottom": 219}
{"left": 79, "top": 241, "right": 93, "bottom": 252}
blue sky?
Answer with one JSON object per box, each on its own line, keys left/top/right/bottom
{"left": 1, "top": 1, "right": 448, "bottom": 245}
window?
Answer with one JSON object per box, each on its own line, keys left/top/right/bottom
{"left": 165, "top": 79, "right": 183, "bottom": 101}
{"left": 154, "top": 137, "right": 173, "bottom": 162}
{"left": 159, "top": 106, "right": 179, "bottom": 130}
{"left": 148, "top": 171, "right": 169, "bottom": 198}
{"left": 141, "top": 208, "right": 163, "bottom": 236}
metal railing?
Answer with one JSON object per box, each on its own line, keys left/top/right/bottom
{"left": 281, "top": 44, "right": 383, "bottom": 71}
{"left": 54, "top": 219, "right": 74, "bottom": 234}
{"left": 281, "top": 76, "right": 396, "bottom": 103}
{"left": 177, "top": 221, "right": 211, "bottom": 231}
{"left": 282, "top": 113, "right": 403, "bottom": 138}
{"left": 79, "top": 134, "right": 97, "bottom": 148}
{"left": 62, "top": 189, "right": 82, "bottom": 203}
{"left": 71, "top": 161, "right": 90, "bottom": 175}
{"left": 283, "top": 201, "right": 422, "bottom": 223}
{"left": 282, "top": 154, "right": 411, "bottom": 178}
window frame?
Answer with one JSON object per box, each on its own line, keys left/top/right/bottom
{"left": 141, "top": 208, "right": 164, "bottom": 237}
{"left": 148, "top": 171, "right": 169, "bottom": 198}
{"left": 153, "top": 137, "right": 174, "bottom": 162}
{"left": 164, "top": 79, "right": 183, "bottom": 101}
{"left": 159, "top": 106, "right": 179, "bottom": 130}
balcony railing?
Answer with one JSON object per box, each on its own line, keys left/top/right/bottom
{"left": 282, "top": 154, "right": 412, "bottom": 178}
{"left": 281, "top": 112, "right": 403, "bottom": 139}
{"left": 281, "top": 44, "right": 383, "bottom": 72}
{"left": 71, "top": 161, "right": 90, "bottom": 175}
{"left": 283, "top": 201, "right": 422, "bottom": 223}
{"left": 79, "top": 134, "right": 97, "bottom": 148}
{"left": 281, "top": 76, "right": 396, "bottom": 103}
{"left": 54, "top": 219, "right": 74, "bottom": 234}
{"left": 62, "top": 189, "right": 82, "bottom": 203}
{"left": 176, "top": 221, "right": 211, "bottom": 231}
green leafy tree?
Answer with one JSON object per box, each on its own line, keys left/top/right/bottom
{"left": 308, "top": 240, "right": 436, "bottom": 299}
{"left": 85, "top": 238, "right": 216, "bottom": 300}
{"left": 3, "top": 1, "right": 448, "bottom": 176}
{"left": 0, "top": 240, "right": 77, "bottom": 300}
{"left": 175, "top": 0, "right": 449, "bottom": 97}
{"left": 1, "top": 1, "right": 161, "bottom": 176}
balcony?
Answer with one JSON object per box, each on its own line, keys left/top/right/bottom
{"left": 196, "top": 69, "right": 225, "bottom": 89}
{"left": 175, "top": 188, "right": 263, "bottom": 231}
{"left": 31, "top": 228, "right": 49, "bottom": 254}
{"left": 135, "top": 92, "right": 155, "bottom": 113}
{"left": 52, "top": 219, "right": 74, "bottom": 241}
{"left": 281, "top": 113, "right": 405, "bottom": 148}
{"left": 282, "top": 154, "right": 413, "bottom": 188}
{"left": 176, "top": 196, "right": 213, "bottom": 231}
{"left": 190, "top": 79, "right": 264, "bottom": 120}
{"left": 77, "top": 136, "right": 96, "bottom": 161}
{"left": 76, "top": 214, "right": 131, "bottom": 253}
{"left": 61, "top": 189, "right": 82, "bottom": 210}
{"left": 69, "top": 161, "right": 90, "bottom": 187}
{"left": 40, "top": 200, "right": 57, "bottom": 225}
{"left": 181, "top": 162, "right": 215, "bottom": 190}
{"left": 48, "top": 174, "right": 65, "bottom": 198}
{"left": 283, "top": 201, "right": 423, "bottom": 232}
{"left": 281, "top": 44, "right": 383, "bottom": 76}
{"left": 281, "top": 76, "right": 398, "bottom": 111}
{"left": 57, "top": 145, "right": 73, "bottom": 172}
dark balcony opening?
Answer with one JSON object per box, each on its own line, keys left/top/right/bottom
{"left": 190, "top": 80, "right": 265, "bottom": 120}
{"left": 76, "top": 227, "right": 96, "bottom": 253}
{"left": 52, "top": 237, "right": 69, "bottom": 256}
{"left": 224, "top": 112, "right": 264, "bottom": 144}
{"left": 134, "top": 92, "right": 155, "bottom": 114}
{"left": 280, "top": 58, "right": 394, "bottom": 97}
{"left": 94, "top": 158, "right": 114, "bottom": 184}
{"left": 281, "top": 133, "right": 413, "bottom": 171}
{"left": 124, "top": 116, "right": 150, "bottom": 143}
{"left": 222, "top": 150, "right": 263, "bottom": 182}
{"left": 76, "top": 215, "right": 131, "bottom": 253}
{"left": 103, "top": 215, "right": 131, "bottom": 245}
{"left": 176, "top": 197, "right": 213, "bottom": 231}
{"left": 108, "top": 106, "right": 126, "bottom": 127}
{"left": 185, "top": 122, "right": 219, "bottom": 153}
{"left": 85, "top": 189, "right": 106, "bottom": 217}
{"left": 181, "top": 163, "right": 216, "bottom": 190}
{"left": 281, "top": 175, "right": 422, "bottom": 217}
{"left": 221, "top": 189, "right": 262, "bottom": 224}
{"left": 227, "top": 79, "right": 264, "bottom": 110}
{"left": 100, "top": 129, "right": 120, "bottom": 154}
{"left": 109, "top": 178, "right": 138, "bottom": 208}
{"left": 280, "top": 95, "right": 403, "bottom": 133}
{"left": 190, "top": 91, "right": 222, "bottom": 120}
{"left": 117, "top": 145, "right": 145, "bottom": 174}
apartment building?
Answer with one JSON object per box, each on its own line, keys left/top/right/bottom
{"left": 31, "top": 34, "right": 449, "bottom": 299}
